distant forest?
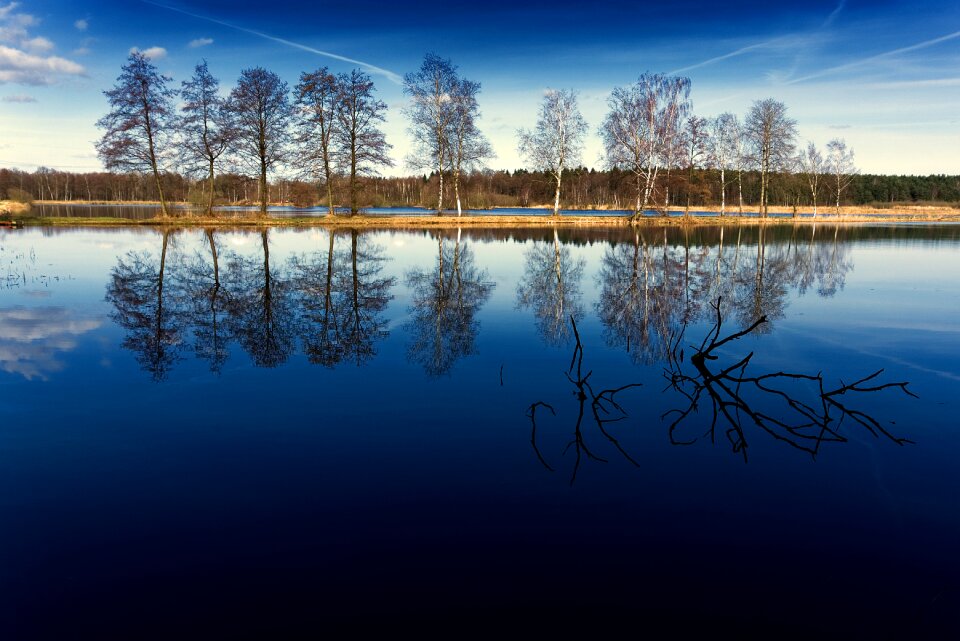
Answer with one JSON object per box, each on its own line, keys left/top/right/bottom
{"left": 2, "top": 166, "right": 958, "bottom": 210}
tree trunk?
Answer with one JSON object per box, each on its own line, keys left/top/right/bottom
{"left": 719, "top": 167, "right": 726, "bottom": 216}
{"left": 207, "top": 158, "right": 216, "bottom": 217}
{"left": 553, "top": 171, "right": 562, "bottom": 217}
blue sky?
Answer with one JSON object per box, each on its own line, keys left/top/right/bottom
{"left": 1, "top": 0, "right": 958, "bottom": 175}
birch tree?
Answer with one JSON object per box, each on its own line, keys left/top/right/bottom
{"left": 179, "top": 60, "right": 232, "bottom": 216}
{"left": 226, "top": 68, "right": 292, "bottom": 217}
{"left": 333, "top": 69, "right": 393, "bottom": 215}
{"left": 798, "top": 142, "right": 824, "bottom": 217}
{"left": 96, "top": 52, "right": 176, "bottom": 217}
{"left": 446, "top": 78, "right": 493, "bottom": 216}
{"left": 826, "top": 138, "right": 857, "bottom": 215}
{"left": 517, "top": 89, "right": 587, "bottom": 217}
{"left": 707, "top": 113, "right": 739, "bottom": 216}
{"left": 600, "top": 73, "right": 690, "bottom": 221}
{"left": 681, "top": 115, "right": 709, "bottom": 215}
{"left": 744, "top": 99, "right": 797, "bottom": 217}
{"left": 404, "top": 54, "right": 458, "bottom": 213}
{"left": 295, "top": 67, "right": 341, "bottom": 217}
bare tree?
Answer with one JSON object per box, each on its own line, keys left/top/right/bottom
{"left": 517, "top": 89, "right": 588, "bottom": 217}
{"left": 600, "top": 73, "right": 690, "bottom": 220}
{"left": 333, "top": 69, "right": 393, "bottom": 215}
{"left": 744, "top": 99, "right": 797, "bottom": 217}
{"left": 96, "top": 52, "right": 176, "bottom": 217}
{"left": 180, "top": 60, "right": 232, "bottom": 216}
{"left": 295, "top": 67, "right": 341, "bottom": 217}
{"left": 826, "top": 138, "right": 858, "bottom": 215}
{"left": 226, "top": 67, "right": 292, "bottom": 217}
{"left": 798, "top": 141, "right": 825, "bottom": 217}
{"left": 447, "top": 78, "right": 493, "bottom": 216}
{"left": 404, "top": 54, "right": 458, "bottom": 214}
{"left": 681, "top": 115, "right": 709, "bottom": 216}
{"left": 707, "top": 113, "right": 740, "bottom": 216}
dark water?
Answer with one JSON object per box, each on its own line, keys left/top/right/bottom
{"left": 2, "top": 224, "right": 959, "bottom": 638}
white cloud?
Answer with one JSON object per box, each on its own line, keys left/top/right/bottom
{"left": 22, "top": 35, "right": 52, "bottom": 53}
{"left": 0, "top": 44, "right": 87, "bottom": 85}
{"left": 2, "top": 92, "right": 35, "bottom": 101}
{"left": 130, "top": 46, "right": 167, "bottom": 60}
{"left": 74, "top": 18, "right": 88, "bottom": 31}
{"left": 0, "top": 2, "right": 37, "bottom": 44}
{"left": 0, "top": 306, "right": 101, "bottom": 381}
{"left": 0, "top": 4, "right": 86, "bottom": 85}
{"left": 188, "top": 37, "right": 213, "bottom": 48}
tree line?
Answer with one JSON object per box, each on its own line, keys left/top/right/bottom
{"left": 2, "top": 52, "right": 958, "bottom": 217}
{"left": 5, "top": 165, "right": 957, "bottom": 212}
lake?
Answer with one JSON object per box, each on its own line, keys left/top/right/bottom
{"left": 2, "top": 223, "right": 959, "bottom": 637}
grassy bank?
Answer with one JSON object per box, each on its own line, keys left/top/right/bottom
{"left": 11, "top": 209, "right": 960, "bottom": 229}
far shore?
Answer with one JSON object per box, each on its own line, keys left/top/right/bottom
{"left": 4, "top": 199, "right": 960, "bottom": 227}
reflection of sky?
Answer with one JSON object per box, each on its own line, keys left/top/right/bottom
{"left": 0, "top": 306, "right": 101, "bottom": 379}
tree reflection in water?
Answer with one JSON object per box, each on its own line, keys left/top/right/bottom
{"left": 596, "top": 224, "right": 854, "bottom": 362}
{"left": 404, "top": 228, "right": 494, "bottom": 376}
{"left": 175, "top": 228, "right": 228, "bottom": 372}
{"left": 223, "top": 229, "right": 296, "bottom": 368}
{"left": 516, "top": 228, "right": 585, "bottom": 346}
{"left": 291, "top": 229, "right": 395, "bottom": 367}
{"left": 104, "top": 225, "right": 860, "bottom": 381}
{"left": 105, "top": 229, "right": 183, "bottom": 380}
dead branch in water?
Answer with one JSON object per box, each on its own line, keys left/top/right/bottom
{"left": 528, "top": 315, "right": 643, "bottom": 484}
{"left": 663, "top": 297, "right": 916, "bottom": 461}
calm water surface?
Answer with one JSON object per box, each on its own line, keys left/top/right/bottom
{"left": 1, "top": 224, "right": 959, "bottom": 637}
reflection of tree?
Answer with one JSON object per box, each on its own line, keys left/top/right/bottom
{"left": 516, "top": 229, "right": 585, "bottom": 345}
{"left": 663, "top": 299, "right": 915, "bottom": 461}
{"left": 175, "top": 228, "right": 229, "bottom": 372}
{"left": 105, "top": 230, "right": 183, "bottom": 380}
{"left": 596, "top": 231, "right": 669, "bottom": 364}
{"left": 527, "top": 317, "right": 642, "bottom": 484}
{"left": 291, "top": 229, "right": 343, "bottom": 367}
{"left": 223, "top": 229, "right": 296, "bottom": 368}
{"left": 292, "top": 229, "right": 395, "bottom": 367}
{"left": 404, "top": 229, "right": 494, "bottom": 376}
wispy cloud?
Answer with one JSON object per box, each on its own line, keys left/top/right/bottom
{"left": 668, "top": 40, "right": 771, "bottom": 75}
{"left": 786, "top": 29, "right": 960, "bottom": 85}
{"left": 2, "top": 92, "right": 35, "bottom": 101}
{"left": 74, "top": 18, "right": 88, "bottom": 31}
{"left": 861, "top": 77, "right": 960, "bottom": 90}
{"left": 821, "top": 0, "right": 846, "bottom": 28}
{"left": 141, "top": 0, "right": 402, "bottom": 84}
{"left": 130, "top": 45, "right": 167, "bottom": 60}
{"left": 188, "top": 37, "right": 212, "bottom": 48}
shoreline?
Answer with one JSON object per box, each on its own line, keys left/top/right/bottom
{"left": 5, "top": 200, "right": 960, "bottom": 227}
{"left": 7, "top": 212, "right": 960, "bottom": 229}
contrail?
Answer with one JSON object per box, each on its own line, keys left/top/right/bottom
{"left": 668, "top": 41, "right": 771, "bottom": 75}
{"left": 822, "top": 0, "right": 847, "bottom": 28}
{"left": 786, "top": 29, "right": 960, "bottom": 85}
{"left": 140, "top": 1, "right": 403, "bottom": 84}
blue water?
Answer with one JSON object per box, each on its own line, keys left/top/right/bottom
{"left": 2, "top": 224, "right": 959, "bottom": 637}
